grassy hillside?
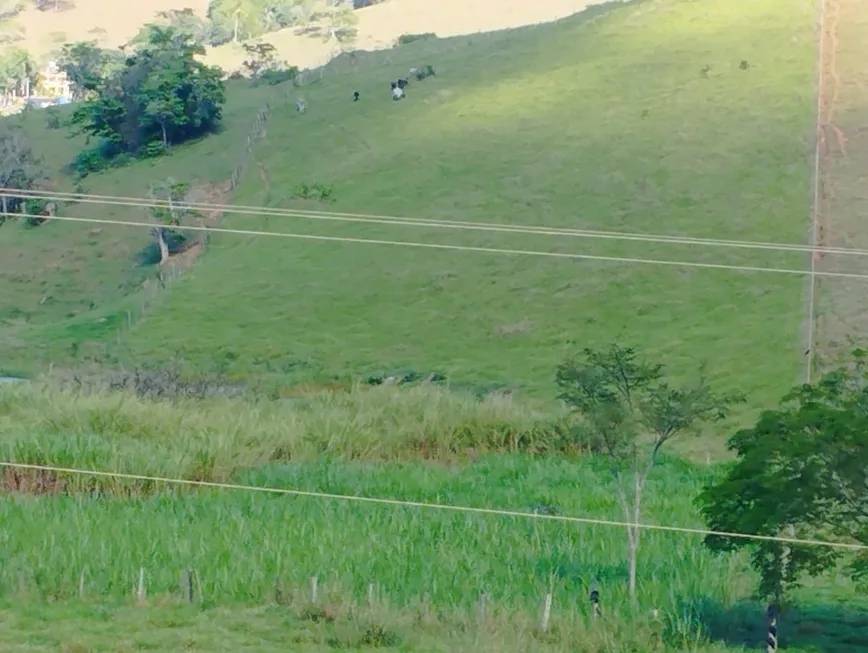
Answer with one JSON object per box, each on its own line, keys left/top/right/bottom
{"left": 1, "top": 0, "right": 817, "bottom": 409}
{"left": 0, "top": 0, "right": 813, "bottom": 404}
{"left": 2, "top": 0, "right": 866, "bottom": 646}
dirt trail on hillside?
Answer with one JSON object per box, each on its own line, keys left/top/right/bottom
{"left": 811, "top": 0, "right": 868, "bottom": 371}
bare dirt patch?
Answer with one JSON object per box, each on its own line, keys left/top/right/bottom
{"left": 812, "top": 0, "right": 868, "bottom": 369}
{"left": 161, "top": 181, "right": 232, "bottom": 273}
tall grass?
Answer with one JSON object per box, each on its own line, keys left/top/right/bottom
{"left": 0, "top": 383, "right": 563, "bottom": 485}
{"left": 0, "top": 456, "right": 740, "bottom": 643}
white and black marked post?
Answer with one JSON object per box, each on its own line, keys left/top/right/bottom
{"left": 766, "top": 604, "right": 778, "bottom": 652}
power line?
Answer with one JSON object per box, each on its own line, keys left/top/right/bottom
{"left": 12, "top": 209, "right": 868, "bottom": 280}
{"left": 0, "top": 461, "right": 863, "bottom": 552}
{"left": 8, "top": 187, "right": 868, "bottom": 258}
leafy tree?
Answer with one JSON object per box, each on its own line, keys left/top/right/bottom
{"left": 207, "top": 0, "right": 259, "bottom": 43}
{"left": 556, "top": 344, "right": 740, "bottom": 599}
{"left": 57, "top": 41, "right": 119, "bottom": 99}
{"left": 307, "top": 0, "right": 357, "bottom": 46}
{"left": 242, "top": 41, "right": 280, "bottom": 77}
{"left": 70, "top": 25, "right": 225, "bottom": 161}
{"left": 208, "top": 0, "right": 307, "bottom": 44}
{"left": 0, "top": 122, "right": 46, "bottom": 218}
{"left": 138, "top": 8, "right": 212, "bottom": 47}
{"left": 700, "top": 350, "right": 868, "bottom": 605}
{"left": 0, "top": 47, "right": 37, "bottom": 96}
{"left": 149, "top": 179, "right": 200, "bottom": 263}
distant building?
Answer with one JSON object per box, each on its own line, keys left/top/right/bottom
{"left": 40, "top": 60, "right": 71, "bottom": 98}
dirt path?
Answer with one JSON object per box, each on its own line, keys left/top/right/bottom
{"left": 810, "top": 0, "right": 868, "bottom": 375}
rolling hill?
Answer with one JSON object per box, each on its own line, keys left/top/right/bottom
{"left": 3, "top": 1, "right": 867, "bottom": 652}
{"left": 2, "top": 0, "right": 816, "bottom": 410}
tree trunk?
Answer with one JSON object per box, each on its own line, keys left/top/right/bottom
{"left": 233, "top": 13, "right": 239, "bottom": 42}
{"left": 615, "top": 473, "right": 640, "bottom": 601}
{"left": 155, "top": 228, "right": 169, "bottom": 265}
{"left": 628, "top": 471, "right": 643, "bottom": 600}
{"left": 626, "top": 525, "right": 638, "bottom": 599}
{"left": 161, "top": 122, "right": 168, "bottom": 148}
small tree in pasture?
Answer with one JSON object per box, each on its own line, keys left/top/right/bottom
{"left": 242, "top": 41, "right": 280, "bottom": 78}
{"left": 0, "top": 123, "right": 46, "bottom": 218}
{"left": 148, "top": 179, "right": 200, "bottom": 263}
{"left": 556, "top": 344, "right": 740, "bottom": 599}
{"left": 700, "top": 349, "right": 868, "bottom": 608}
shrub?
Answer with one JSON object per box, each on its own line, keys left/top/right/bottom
{"left": 140, "top": 141, "right": 166, "bottom": 158}
{"left": 45, "top": 108, "right": 62, "bottom": 129}
{"left": 258, "top": 66, "right": 299, "bottom": 86}
{"left": 137, "top": 242, "right": 162, "bottom": 266}
{"left": 397, "top": 33, "right": 436, "bottom": 45}
{"left": 291, "top": 182, "right": 336, "bottom": 202}
{"left": 70, "top": 141, "right": 124, "bottom": 178}
{"left": 22, "top": 197, "right": 51, "bottom": 227}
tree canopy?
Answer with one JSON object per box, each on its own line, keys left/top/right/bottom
{"left": 57, "top": 40, "right": 122, "bottom": 99}
{"left": 700, "top": 350, "right": 868, "bottom": 601}
{"left": 207, "top": 0, "right": 308, "bottom": 44}
{"left": 0, "top": 122, "right": 46, "bottom": 216}
{"left": 69, "top": 26, "right": 225, "bottom": 161}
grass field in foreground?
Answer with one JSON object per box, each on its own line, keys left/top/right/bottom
{"left": 1, "top": 384, "right": 867, "bottom": 652}
{"left": 1, "top": 456, "right": 866, "bottom": 652}
{"left": 1, "top": 0, "right": 817, "bottom": 413}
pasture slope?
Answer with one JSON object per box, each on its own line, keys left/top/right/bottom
{"left": 5, "top": 0, "right": 814, "bottom": 409}
{"left": 2, "top": 0, "right": 866, "bottom": 651}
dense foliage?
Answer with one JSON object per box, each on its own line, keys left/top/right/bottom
{"left": 700, "top": 350, "right": 868, "bottom": 601}
{"left": 0, "top": 122, "right": 46, "bottom": 218}
{"left": 68, "top": 26, "right": 225, "bottom": 175}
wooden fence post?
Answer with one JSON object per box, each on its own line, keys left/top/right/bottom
{"left": 136, "top": 567, "right": 146, "bottom": 603}
{"left": 184, "top": 569, "right": 194, "bottom": 603}
{"left": 540, "top": 592, "right": 552, "bottom": 632}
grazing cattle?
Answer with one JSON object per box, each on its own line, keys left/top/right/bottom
{"left": 396, "top": 78, "right": 409, "bottom": 89}
{"left": 353, "top": 91, "right": 360, "bottom": 101}
{"left": 296, "top": 99, "right": 306, "bottom": 113}
{"left": 412, "top": 65, "right": 435, "bottom": 81}
{"left": 392, "top": 86, "right": 404, "bottom": 100}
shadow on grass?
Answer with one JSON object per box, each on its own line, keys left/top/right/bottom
{"left": 698, "top": 599, "right": 868, "bottom": 653}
